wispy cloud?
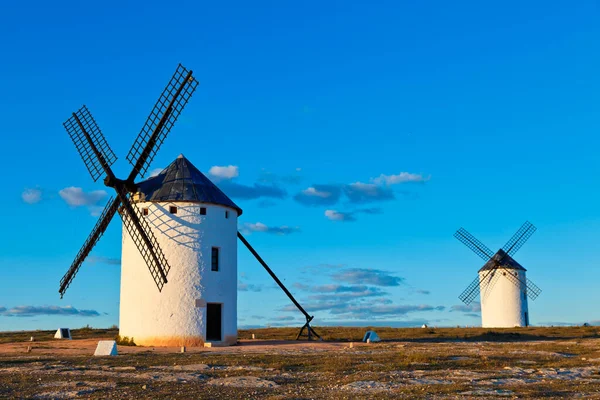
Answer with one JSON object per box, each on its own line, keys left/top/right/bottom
{"left": 294, "top": 171, "right": 429, "bottom": 209}
{"left": 0, "top": 305, "right": 100, "bottom": 318}
{"left": 282, "top": 301, "right": 445, "bottom": 320}
{"left": 240, "top": 222, "right": 300, "bottom": 235}
{"left": 316, "top": 319, "right": 431, "bottom": 328}
{"left": 285, "top": 265, "right": 440, "bottom": 322}
{"left": 22, "top": 188, "right": 42, "bottom": 204}
{"left": 238, "top": 281, "right": 263, "bottom": 292}
{"left": 294, "top": 184, "right": 342, "bottom": 206}
{"left": 293, "top": 282, "right": 310, "bottom": 290}
{"left": 450, "top": 303, "right": 481, "bottom": 313}
{"left": 273, "top": 315, "right": 296, "bottom": 321}
{"left": 307, "top": 285, "right": 388, "bottom": 301}
{"left": 372, "top": 172, "right": 430, "bottom": 185}
{"left": 59, "top": 187, "right": 108, "bottom": 216}
{"left": 332, "top": 268, "right": 404, "bottom": 287}
{"left": 325, "top": 207, "right": 382, "bottom": 222}
{"left": 149, "top": 167, "right": 164, "bottom": 177}
{"left": 343, "top": 182, "right": 395, "bottom": 204}
{"left": 415, "top": 289, "right": 431, "bottom": 295}
{"left": 209, "top": 165, "right": 239, "bottom": 181}
{"left": 218, "top": 182, "right": 287, "bottom": 200}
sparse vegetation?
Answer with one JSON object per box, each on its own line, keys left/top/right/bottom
{"left": 239, "top": 325, "right": 600, "bottom": 342}
{"left": 1, "top": 326, "right": 600, "bottom": 398}
{"left": 115, "top": 335, "right": 136, "bottom": 346}
{"left": 0, "top": 326, "right": 119, "bottom": 344}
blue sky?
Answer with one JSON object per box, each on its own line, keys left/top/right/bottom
{"left": 0, "top": 1, "right": 599, "bottom": 331}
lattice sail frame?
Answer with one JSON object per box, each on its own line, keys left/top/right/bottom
{"left": 454, "top": 228, "right": 495, "bottom": 261}
{"left": 117, "top": 187, "right": 171, "bottom": 291}
{"left": 455, "top": 222, "right": 541, "bottom": 305}
{"left": 64, "top": 105, "right": 118, "bottom": 182}
{"left": 503, "top": 221, "right": 537, "bottom": 256}
{"left": 59, "top": 197, "right": 121, "bottom": 297}
{"left": 59, "top": 64, "right": 197, "bottom": 298}
{"left": 126, "top": 64, "right": 199, "bottom": 179}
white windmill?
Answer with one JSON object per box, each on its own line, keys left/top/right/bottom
{"left": 58, "top": 64, "right": 319, "bottom": 346}
{"left": 454, "top": 222, "right": 542, "bottom": 328}
{"left": 119, "top": 154, "right": 242, "bottom": 346}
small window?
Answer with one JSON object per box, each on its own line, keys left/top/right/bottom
{"left": 211, "top": 247, "right": 219, "bottom": 271}
{"left": 143, "top": 208, "right": 149, "bottom": 216}
{"left": 200, "top": 207, "right": 207, "bottom": 215}
{"left": 225, "top": 211, "right": 229, "bottom": 219}
{"left": 170, "top": 206, "right": 178, "bottom": 214}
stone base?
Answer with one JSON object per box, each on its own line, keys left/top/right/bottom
{"left": 204, "top": 335, "right": 238, "bottom": 347}
{"left": 124, "top": 335, "right": 205, "bottom": 347}
{"left": 121, "top": 334, "right": 238, "bottom": 347}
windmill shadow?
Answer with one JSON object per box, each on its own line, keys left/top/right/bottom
{"left": 145, "top": 204, "right": 203, "bottom": 251}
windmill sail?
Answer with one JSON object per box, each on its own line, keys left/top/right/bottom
{"left": 59, "top": 64, "right": 197, "bottom": 297}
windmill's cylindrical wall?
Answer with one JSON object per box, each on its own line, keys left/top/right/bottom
{"left": 119, "top": 202, "right": 238, "bottom": 346}
{"left": 479, "top": 269, "right": 529, "bottom": 328}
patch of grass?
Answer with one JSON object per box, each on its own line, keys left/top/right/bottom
{"left": 239, "top": 325, "right": 600, "bottom": 342}
{"left": 115, "top": 335, "right": 136, "bottom": 346}
{"left": 2, "top": 331, "right": 600, "bottom": 399}
{"left": 0, "top": 327, "right": 119, "bottom": 344}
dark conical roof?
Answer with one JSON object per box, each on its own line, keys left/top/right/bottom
{"left": 479, "top": 249, "right": 526, "bottom": 272}
{"left": 136, "top": 155, "right": 242, "bottom": 215}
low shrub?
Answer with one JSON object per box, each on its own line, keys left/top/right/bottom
{"left": 115, "top": 335, "right": 136, "bottom": 346}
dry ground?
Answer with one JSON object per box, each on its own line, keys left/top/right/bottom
{"left": 1, "top": 326, "right": 600, "bottom": 399}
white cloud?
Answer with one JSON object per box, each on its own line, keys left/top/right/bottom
{"left": 208, "top": 165, "right": 239, "bottom": 180}
{"left": 59, "top": 187, "right": 107, "bottom": 207}
{"left": 59, "top": 187, "right": 108, "bottom": 216}
{"left": 325, "top": 210, "right": 351, "bottom": 221}
{"left": 22, "top": 188, "right": 42, "bottom": 204}
{"left": 149, "top": 168, "right": 164, "bottom": 177}
{"left": 450, "top": 302, "right": 481, "bottom": 313}
{"left": 372, "top": 172, "right": 430, "bottom": 185}
{"left": 332, "top": 268, "right": 404, "bottom": 286}
{"left": 294, "top": 184, "right": 341, "bottom": 206}
{"left": 325, "top": 208, "right": 381, "bottom": 222}
{"left": 0, "top": 305, "right": 100, "bottom": 317}
{"left": 303, "top": 187, "right": 333, "bottom": 198}
{"left": 241, "top": 222, "right": 300, "bottom": 235}
{"left": 344, "top": 182, "right": 394, "bottom": 203}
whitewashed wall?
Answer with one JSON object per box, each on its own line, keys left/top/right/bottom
{"left": 119, "top": 202, "right": 238, "bottom": 346}
{"left": 479, "top": 269, "right": 529, "bottom": 328}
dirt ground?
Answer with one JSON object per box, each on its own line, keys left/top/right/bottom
{"left": 2, "top": 327, "right": 600, "bottom": 399}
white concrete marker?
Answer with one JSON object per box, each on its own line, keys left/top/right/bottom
{"left": 54, "top": 328, "right": 71, "bottom": 340}
{"left": 94, "top": 340, "right": 118, "bottom": 356}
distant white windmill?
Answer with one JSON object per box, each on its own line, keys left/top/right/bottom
{"left": 454, "top": 222, "right": 542, "bottom": 328}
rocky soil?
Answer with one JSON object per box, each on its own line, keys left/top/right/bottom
{"left": 1, "top": 329, "right": 600, "bottom": 398}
